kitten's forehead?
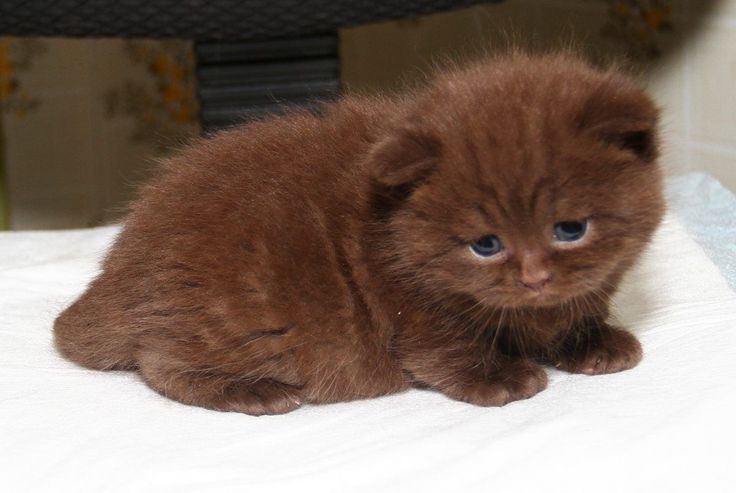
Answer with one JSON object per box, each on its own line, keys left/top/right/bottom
{"left": 438, "top": 115, "right": 588, "bottom": 216}
{"left": 432, "top": 124, "right": 619, "bottom": 232}
{"left": 408, "top": 53, "right": 659, "bottom": 232}
{"left": 431, "top": 53, "right": 640, "bottom": 160}
{"left": 433, "top": 61, "right": 649, "bottom": 207}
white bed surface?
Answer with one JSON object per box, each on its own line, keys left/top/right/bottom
{"left": 1, "top": 215, "right": 735, "bottom": 492}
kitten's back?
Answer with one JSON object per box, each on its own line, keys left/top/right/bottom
{"left": 54, "top": 100, "right": 388, "bottom": 372}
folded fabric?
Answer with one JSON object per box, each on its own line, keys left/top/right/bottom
{"left": 0, "top": 213, "right": 734, "bottom": 492}
{"left": 666, "top": 172, "right": 736, "bottom": 289}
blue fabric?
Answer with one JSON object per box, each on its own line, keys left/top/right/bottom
{"left": 666, "top": 173, "right": 736, "bottom": 290}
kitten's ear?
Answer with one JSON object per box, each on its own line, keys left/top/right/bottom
{"left": 579, "top": 83, "right": 660, "bottom": 162}
{"left": 370, "top": 128, "right": 442, "bottom": 187}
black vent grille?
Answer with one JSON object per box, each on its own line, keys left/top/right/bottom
{"left": 196, "top": 34, "right": 340, "bottom": 131}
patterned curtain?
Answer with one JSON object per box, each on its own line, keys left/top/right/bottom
{"left": 0, "top": 37, "right": 198, "bottom": 230}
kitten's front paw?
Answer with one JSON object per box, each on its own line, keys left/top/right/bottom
{"left": 444, "top": 360, "right": 548, "bottom": 407}
{"left": 553, "top": 325, "right": 642, "bottom": 375}
{"left": 220, "top": 379, "right": 304, "bottom": 416}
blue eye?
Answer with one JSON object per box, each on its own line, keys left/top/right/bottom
{"left": 554, "top": 220, "right": 588, "bottom": 242}
{"left": 470, "top": 235, "right": 503, "bottom": 257}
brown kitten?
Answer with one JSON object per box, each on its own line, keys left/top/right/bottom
{"left": 54, "top": 53, "right": 664, "bottom": 415}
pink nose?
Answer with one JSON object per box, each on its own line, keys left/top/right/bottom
{"left": 522, "top": 275, "right": 552, "bottom": 292}
{"left": 519, "top": 252, "right": 552, "bottom": 292}
{"left": 520, "top": 264, "right": 552, "bottom": 292}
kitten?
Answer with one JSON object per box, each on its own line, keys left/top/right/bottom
{"left": 54, "top": 53, "right": 664, "bottom": 415}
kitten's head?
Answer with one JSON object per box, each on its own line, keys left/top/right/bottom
{"left": 370, "top": 53, "right": 664, "bottom": 309}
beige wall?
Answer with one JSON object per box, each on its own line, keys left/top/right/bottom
{"left": 4, "top": 40, "right": 140, "bottom": 229}
{"left": 0, "top": 39, "right": 197, "bottom": 230}
{"left": 2, "top": 0, "right": 735, "bottom": 230}
{"left": 341, "top": 0, "right": 736, "bottom": 192}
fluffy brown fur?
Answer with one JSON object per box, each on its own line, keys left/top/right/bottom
{"left": 54, "top": 53, "right": 664, "bottom": 415}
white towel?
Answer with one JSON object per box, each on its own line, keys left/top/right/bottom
{"left": 1, "top": 214, "right": 734, "bottom": 492}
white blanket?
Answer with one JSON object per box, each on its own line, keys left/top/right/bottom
{"left": 1, "top": 214, "right": 735, "bottom": 492}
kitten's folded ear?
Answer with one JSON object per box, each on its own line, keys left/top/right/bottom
{"left": 579, "top": 80, "right": 660, "bottom": 162}
{"left": 370, "top": 127, "right": 442, "bottom": 187}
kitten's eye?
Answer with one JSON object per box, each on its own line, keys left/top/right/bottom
{"left": 553, "top": 220, "right": 588, "bottom": 242}
{"left": 470, "top": 235, "right": 503, "bottom": 257}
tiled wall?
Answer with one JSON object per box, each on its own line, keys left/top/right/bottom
{"left": 342, "top": 0, "right": 736, "bottom": 192}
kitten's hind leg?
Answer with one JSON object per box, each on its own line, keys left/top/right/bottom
{"left": 54, "top": 293, "right": 138, "bottom": 371}
{"left": 137, "top": 350, "right": 303, "bottom": 415}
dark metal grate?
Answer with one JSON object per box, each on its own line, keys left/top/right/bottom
{"left": 196, "top": 34, "right": 340, "bottom": 131}
{"left": 0, "top": 1, "right": 494, "bottom": 40}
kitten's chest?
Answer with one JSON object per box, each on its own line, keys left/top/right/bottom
{"left": 487, "top": 301, "right": 608, "bottom": 354}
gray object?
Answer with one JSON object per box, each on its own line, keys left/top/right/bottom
{"left": 666, "top": 173, "right": 736, "bottom": 290}
{"left": 0, "top": 1, "right": 494, "bottom": 40}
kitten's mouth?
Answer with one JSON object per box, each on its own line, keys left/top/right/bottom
{"left": 518, "top": 288, "right": 570, "bottom": 308}
{"left": 486, "top": 290, "right": 560, "bottom": 309}
{"left": 522, "top": 286, "right": 600, "bottom": 308}
{"left": 524, "top": 291, "right": 555, "bottom": 306}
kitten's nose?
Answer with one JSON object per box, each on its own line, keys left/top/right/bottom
{"left": 522, "top": 275, "right": 552, "bottom": 292}
{"left": 520, "top": 255, "right": 552, "bottom": 292}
